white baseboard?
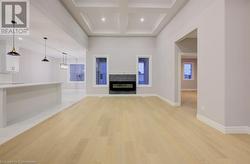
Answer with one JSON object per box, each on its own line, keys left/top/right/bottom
{"left": 86, "top": 94, "right": 179, "bottom": 106}
{"left": 155, "top": 95, "right": 179, "bottom": 107}
{"left": 181, "top": 89, "right": 197, "bottom": 91}
{"left": 86, "top": 94, "right": 157, "bottom": 97}
{"left": 197, "top": 114, "right": 225, "bottom": 133}
{"left": 225, "top": 126, "right": 250, "bottom": 134}
{"left": 197, "top": 114, "right": 250, "bottom": 134}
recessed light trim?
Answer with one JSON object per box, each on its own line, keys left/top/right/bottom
{"left": 18, "top": 37, "right": 23, "bottom": 41}
{"left": 101, "top": 17, "right": 106, "bottom": 22}
{"left": 140, "top": 18, "right": 145, "bottom": 22}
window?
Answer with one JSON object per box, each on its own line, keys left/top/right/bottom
{"left": 69, "top": 64, "right": 84, "bottom": 82}
{"left": 96, "top": 57, "right": 107, "bottom": 85}
{"left": 138, "top": 57, "right": 150, "bottom": 85}
{"left": 183, "top": 63, "right": 193, "bottom": 80}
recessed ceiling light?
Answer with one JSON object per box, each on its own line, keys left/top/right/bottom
{"left": 18, "top": 37, "right": 23, "bottom": 41}
{"left": 140, "top": 18, "right": 145, "bottom": 22}
{"left": 101, "top": 17, "right": 106, "bottom": 22}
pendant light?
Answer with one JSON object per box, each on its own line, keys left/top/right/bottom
{"left": 42, "top": 37, "right": 49, "bottom": 62}
{"left": 7, "top": 20, "right": 20, "bottom": 56}
{"left": 60, "top": 52, "right": 68, "bottom": 69}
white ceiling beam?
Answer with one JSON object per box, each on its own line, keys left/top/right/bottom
{"left": 128, "top": 8, "right": 170, "bottom": 14}
{"left": 119, "top": 0, "right": 129, "bottom": 34}
{"left": 128, "top": 0, "right": 176, "bottom": 9}
{"left": 72, "top": 0, "right": 118, "bottom": 8}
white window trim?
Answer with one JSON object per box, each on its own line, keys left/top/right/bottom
{"left": 67, "top": 63, "right": 86, "bottom": 84}
{"left": 136, "top": 55, "right": 152, "bottom": 87}
{"left": 183, "top": 62, "right": 194, "bottom": 81}
{"left": 93, "top": 55, "right": 109, "bottom": 87}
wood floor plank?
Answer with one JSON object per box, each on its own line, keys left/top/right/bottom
{"left": 0, "top": 94, "right": 249, "bottom": 164}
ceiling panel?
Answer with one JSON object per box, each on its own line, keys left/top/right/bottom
{"left": 60, "top": 0, "right": 189, "bottom": 36}
{"left": 73, "top": 0, "right": 119, "bottom": 7}
{"left": 128, "top": 0, "right": 176, "bottom": 8}
{"left": 81, "top": 10, "right": 120, "bottom": 33}
{"left": 127, "top": 13, "right": 165, "bottom": 33}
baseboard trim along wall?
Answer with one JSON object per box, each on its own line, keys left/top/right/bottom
{"left": 197, "top": 114, "right": 250, "bottom": 134}
{"left": 156, "top": 95, "right": 179, "bottom": 106}
{"left": 181, "top": 89, "right": 197, "bottom": 91}
{"left": 86, "top": 94, "right": 157, "bottom": 97}
{"left": 86, "top": 94, "right": 179, "bottom": 106}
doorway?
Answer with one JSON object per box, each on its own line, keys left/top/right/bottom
{"left": 175, "top": 30, "right": 198, "bottom": 115}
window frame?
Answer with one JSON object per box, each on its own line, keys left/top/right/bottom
{"left": 183, "top": 62, "right": 194, "bottom": 81}
{"left": 67, "top": 63, "right": 85, "bottom": 83}
{"left": 93, "top": 55, "right": 109, "bottom": 87}
{"left": 136, "top": 55, "right": 152, "bottom": 87}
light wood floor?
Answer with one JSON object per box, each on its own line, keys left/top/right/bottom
{"left": 0, "top": 94, "right": 250, "bottom": 164}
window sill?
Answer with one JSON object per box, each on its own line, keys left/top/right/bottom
{"left": 137, "top": 85, "right": 152, "bottom": 88}
{"left": 93, "top": 85, "right": 109, "bottom": 88}
{"left": 183, "top": 79, "right": 194, "bottom": 81}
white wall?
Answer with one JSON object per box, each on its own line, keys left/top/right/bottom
{"left": 31, "top": 0, "right": 88, "bottom": 48}
{"left": 156, "top": 0, "right": 226, "bottom": 125}
{"left": 12, "top": 48, "right": 86, "bottom": 90}
{"left": 12, "top": 48, "right": 58, "bottom": 83}
{"left": 0, "top": 40, "right": 12, "bottom": 83}
{"left": 225, "top": 0, "right": 250, "bottom": 127}
{"left": 86, "top": 37, "right": 156, "bottom": 95}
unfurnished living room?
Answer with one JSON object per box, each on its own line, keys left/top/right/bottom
{"left": 0, "top": 0, "right": 249, "bottom": 163}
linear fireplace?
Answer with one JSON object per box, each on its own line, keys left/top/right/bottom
{"left": 109, "top": 74, "right": 136, "bottom": 94}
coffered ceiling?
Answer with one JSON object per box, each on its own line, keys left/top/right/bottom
{"left": 60, "top": 0, "right": 189, "bottom": 36}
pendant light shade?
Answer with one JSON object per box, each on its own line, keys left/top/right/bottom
{"left": 42, "top": 37, "right": 49, "bottom": 62}
{"left": 42, "top": 57, "right": 49, "bottom": 62}
{"left": 60, "top": 52, "right": 68, "bottom": 69}
{"left": 7, "top": 20, "right": 20, "bottom": 56}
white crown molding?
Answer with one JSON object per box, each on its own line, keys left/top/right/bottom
{"left": 80, "top": 13, "right": 94, "bottom": 32}
{"left": 152, "top": 13, "right": 167, "bottom": 33}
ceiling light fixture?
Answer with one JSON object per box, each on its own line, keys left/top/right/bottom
{"left": 42, "top": 37, "right": 49, "bottom": 62}
{"left": 140, "top": 18, "right": 145, "bottom": 22}
{"left": 7, "top": 20, "right": 20, "bottom": 56}
{"left": 60, "top": 52, "right": 68, "bottom": 69}
{"left": 101, "top": 17, "right": 106, "bottom": 22}
{"left": 18, "top": 37, "right": 23, "bottom": 41}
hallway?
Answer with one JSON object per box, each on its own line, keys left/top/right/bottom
{"left": 181, "top": 91, "right": 197, "bottom": 116}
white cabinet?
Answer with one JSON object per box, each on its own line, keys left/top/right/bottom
{"left": 6, "top": 55, "right": 19, "bottom": 72}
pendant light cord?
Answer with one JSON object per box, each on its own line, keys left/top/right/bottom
{"left": 12, "top": 21, "right": 15, "bottom": 50}
{"left": 44, "top": 37, "right": 47, "bottom": 58}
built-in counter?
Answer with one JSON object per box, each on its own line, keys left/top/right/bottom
{"left": 0, "top": 82, "right": 62, "bottom": 128}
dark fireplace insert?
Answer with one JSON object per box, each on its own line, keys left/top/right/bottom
{"left": 109, "top": 74, "right": 136, "bottom": 94}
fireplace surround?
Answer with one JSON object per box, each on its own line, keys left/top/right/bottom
{"left": 109, "top": 74, "right": 136, "bottom": 94}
